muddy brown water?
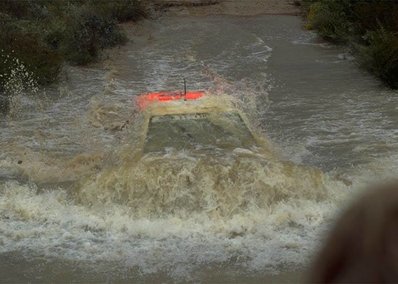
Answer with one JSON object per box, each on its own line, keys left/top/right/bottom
{"left": 0, "top": 15, "right": 397, "bottom": 283}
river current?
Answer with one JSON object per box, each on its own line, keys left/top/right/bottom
{"left": 0, "top": 15, "right": 397, "bottom": 282}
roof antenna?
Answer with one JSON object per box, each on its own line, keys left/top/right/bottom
{"left": 183, "top": 78, "right": 187, "bottom": 101}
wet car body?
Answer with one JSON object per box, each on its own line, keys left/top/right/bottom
{"left": 137, "top": 91, "right": 268, "bottom": 157}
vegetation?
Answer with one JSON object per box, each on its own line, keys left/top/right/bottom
{"left": 302, "top": 0, "right": 398, "bottom": 89}
{"left": 0, "top": 0, "right": 147, "bottom": 112}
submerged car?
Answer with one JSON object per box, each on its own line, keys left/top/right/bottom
{"left": 78, "top": 90, "right": 325, "bottom": 215}
{"left": 136, "top": 90, "right": 267, "bottom": 155}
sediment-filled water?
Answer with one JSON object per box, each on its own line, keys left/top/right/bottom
{"left": 1, "top": 15, "right": 397, "bottom": 282}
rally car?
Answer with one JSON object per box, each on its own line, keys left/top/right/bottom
{"left": 136, "top": 90, "right": 269, "bottom": 155}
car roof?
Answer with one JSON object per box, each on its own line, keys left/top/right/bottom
{"left": 141, "top": 94, "right": 238, "bottom": 117}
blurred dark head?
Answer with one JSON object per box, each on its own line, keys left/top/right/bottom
{"left": 309, "top": 182, "right": 398, "bottom": 283}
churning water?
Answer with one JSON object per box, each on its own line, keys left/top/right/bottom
{"left": 1, "top": 16, "right": 397, "bottom": 282}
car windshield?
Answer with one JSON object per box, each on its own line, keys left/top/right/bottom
{"left": 144, "top": 112, "right": 257, "bottom": 153}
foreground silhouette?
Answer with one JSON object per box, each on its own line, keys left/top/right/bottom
{"left": 309, "top": 182, "right": 398, "bottom": 283}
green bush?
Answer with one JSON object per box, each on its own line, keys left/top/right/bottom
{"left": 0, "top": 1, "right": 150, "bottom": 114}
{"left": 354, "top": 1, "right": 398, "bottom": 33}
{"left": 61, "top": 6, "right": 127, "bottom": 65}
{"left": 304, "top": 0, "right": 398, "bottom": 88}
{"left": 0, "top": 0, "right": 45, "bottom": 19}
{"left": 305, "top": 0, "right": 354, "bottom": 42}
{"left": 92, "top": 0, "right": 148, "bottom": 22}
{"left": 0, "top": 0, "right": 148, "bottom": 90}
{"left": 0, "top": 14, "right": 62, "bottom": 85}
{"left": 359, "top": 28, "right": 398, "bottom": 88}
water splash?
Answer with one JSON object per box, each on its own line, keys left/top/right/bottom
{"left": 0, "top": 50, "right": 39, "bottom": 118}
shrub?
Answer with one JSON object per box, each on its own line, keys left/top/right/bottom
{"left": 303, "top": 0, "right": 398, "bottom": 88}
{"left": 0, "top": 0, "right": 42, "bottom": 19}
{"left": 354, "top": 1, "right": 398, "bottom": 33}
{"left": 305, "top": 0, "right": 354, "bottom": 43}
{"left": 61, "top": 6, "right": 127, "bottom": 65}
{"left": 0, "top": 14, "right": 62, "bottom": 85}
{"left": 359, "top": 28, "right": 398, "bottom": 88}
{"left": 91, "top": 0, "right": 148, "bottom": 22}
{"left": 0, "top": 0, "right": 148, "bottom": 102}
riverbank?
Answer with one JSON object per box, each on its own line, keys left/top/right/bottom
{"left": 0, "top": 0, "right": 302, "bottom": 114}
{"left": 0, "top": 0, "right": 147, "bottom": 113}
{"left": 302, "top": 0, "right": 398, "bottom": 89}
{"left": 154, "top": 0, "right": 300, "bottom": 16}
